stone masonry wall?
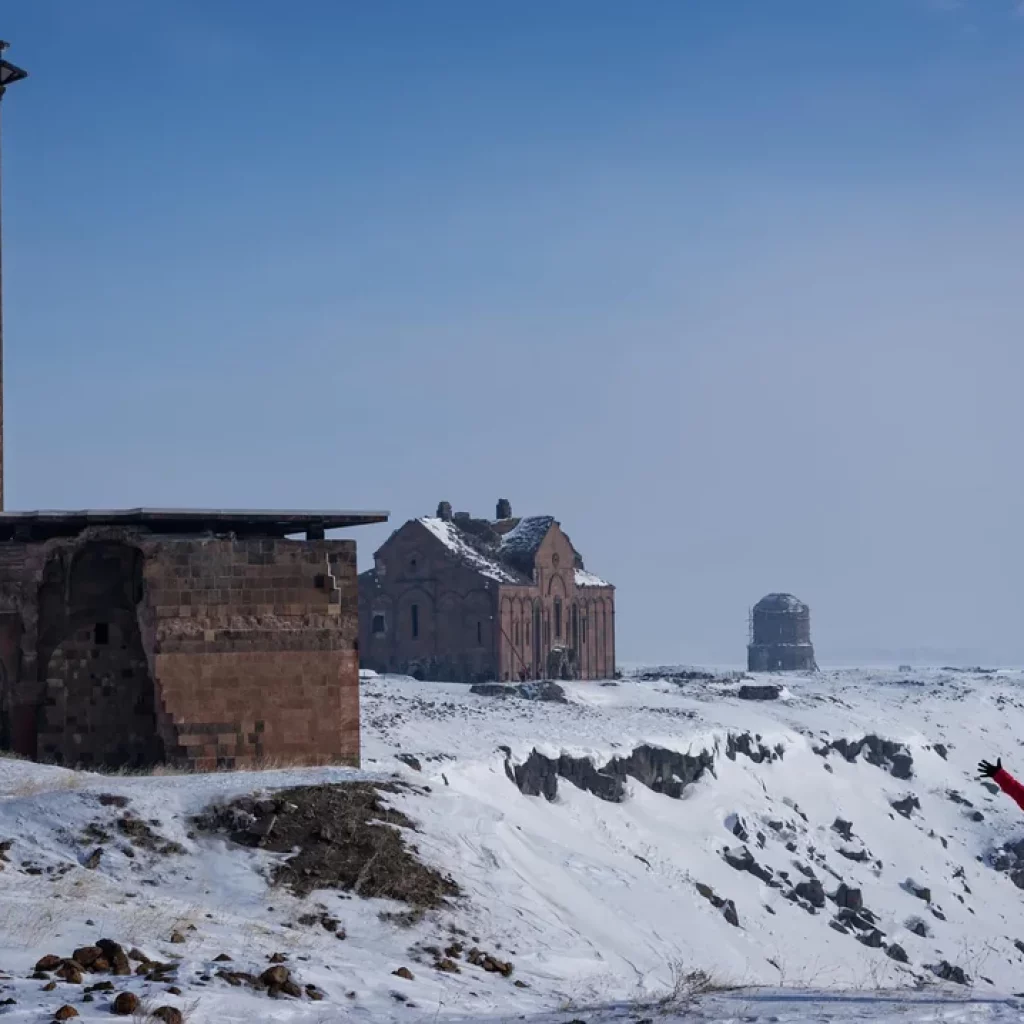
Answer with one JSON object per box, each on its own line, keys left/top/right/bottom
{"left": 143, "top": 536, "right": 360, "bottom": 769}
{"left": 0, "top": 530, "right": 361, "bottom": 770}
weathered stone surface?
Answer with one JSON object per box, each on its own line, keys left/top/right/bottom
{"left": 112, "top": 992, "right": 140, "bottom": 1015}
{"left": 794, "top": 879, "right": 826, "bottom": 908}
{"left": 832, "top": 884, "right": 863, "bottom": 911}
{"left": 1, "top": 533, "right": 362, "bottom": 771}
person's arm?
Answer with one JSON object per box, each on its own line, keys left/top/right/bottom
{"left": 994, "top": 768, "right": 1024, "bottom": 811}
{"left": 979, "top": 758, "right": 1024, "bottom": 812}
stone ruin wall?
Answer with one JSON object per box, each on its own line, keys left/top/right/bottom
{"left": 0, "top": 529, "right": 360, "bottom": 770}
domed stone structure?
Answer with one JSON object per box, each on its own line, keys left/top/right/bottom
{"left": 747, "top": 593, "right": 817, "bottom": 672}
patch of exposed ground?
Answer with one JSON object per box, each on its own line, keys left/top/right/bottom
{"left": 194, "top": 782, "right": 461, "bottom": 905}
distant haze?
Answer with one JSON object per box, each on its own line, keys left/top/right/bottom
{"left": 3, "top": 1, "right": 1023, "bottom": 667}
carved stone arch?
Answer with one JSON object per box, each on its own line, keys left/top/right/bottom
{"left": 546, "top": 573, "right": 567, "bottom": 597}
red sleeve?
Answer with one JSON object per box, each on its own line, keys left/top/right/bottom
{"left": 994, "top": 768, "right": 1024, "bottom": 812}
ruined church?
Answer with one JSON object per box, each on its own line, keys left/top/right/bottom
{"left": 358, "top": 500, "right": 616, "bottom": 683}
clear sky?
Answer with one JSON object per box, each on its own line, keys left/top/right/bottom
{"left": 2, "top": 1, "right": 1023, "bottom": 668}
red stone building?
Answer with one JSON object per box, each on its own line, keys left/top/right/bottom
{"left": 0, "top": 508, "right": 385, "bottom": 770}
{"left": 359, "top": 500, "right": 615, "bottom": 682}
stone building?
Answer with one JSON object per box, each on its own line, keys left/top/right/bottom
{"left": 359, "top": 500, "right": 615, "bottom": 682}
{"left": 747, "top": 592, "right": 817, "bottom": 672}
{"left": 0, "top": 508, "right": 386, "bottom": 769}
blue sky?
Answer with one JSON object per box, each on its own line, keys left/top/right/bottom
{"left": 3, "top": 1, "right": 1024, "bottom": 666}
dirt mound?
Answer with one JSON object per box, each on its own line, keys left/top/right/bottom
{"left": 195, "top": 782, "right": 461, "bottom": 905}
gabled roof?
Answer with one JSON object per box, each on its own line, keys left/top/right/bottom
{"left": 416, "top": 518, "right": 530, "bottom": 584}
{"left": 498, "top": 516, "right": 554, "bottom": 573}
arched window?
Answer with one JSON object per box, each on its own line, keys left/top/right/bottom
{"left": 554, "top": 599, "right": 563, "bottom": 640}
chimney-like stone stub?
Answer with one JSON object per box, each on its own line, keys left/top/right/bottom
{"left": 496, "top": 498, "right": 512, "bottom": 521}
{"left": 436, "top": 501, "right": 453, "bottom": 522}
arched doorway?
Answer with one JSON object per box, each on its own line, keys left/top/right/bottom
{"left": 36, "top": 542, "right": 164, "bottom": 769}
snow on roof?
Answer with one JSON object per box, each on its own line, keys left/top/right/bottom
{"left": 754, "top": 592, "right": 808, "bottom": 613}
{"left": 575, "top": 568, "right": 611, "bottom": 588}
{"left": 418, "top": 517, "right": 528, "bottom": 584}
{"left": 499, "top": 515, "right": 554, "bottom": 568}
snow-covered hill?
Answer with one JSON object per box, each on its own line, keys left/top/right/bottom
{"left": 3, "top": 668, "right": 1024, "bottom": 1023}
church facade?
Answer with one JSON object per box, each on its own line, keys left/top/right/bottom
{"left": 358, "top": 500, "right": 615, "bottom": 683}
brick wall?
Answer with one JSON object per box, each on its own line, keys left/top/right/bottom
{"left": 143, "top": 536, "right": 360, "bottom": 769}
{"left": 0, "top": 530, "right": 361, "bottom": 770}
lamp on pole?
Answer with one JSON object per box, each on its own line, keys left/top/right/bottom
{"left": 0, "top": 42, "right": 28, "bottom": 512}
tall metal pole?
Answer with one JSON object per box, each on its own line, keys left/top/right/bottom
{"left": 0, "top": 42, "right": 28, "bottom": 512}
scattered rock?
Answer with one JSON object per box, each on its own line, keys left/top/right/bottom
{"left": 832, "top": 884, "right": 863, "bottom": 911}
{"left": 838, "top": 846, "right": 870, "bottom": 863}
{"left": 721, "top": 900, "right": 740, "bottom": 928}
{"left": 261, "top": 966, "right": 290, "bottom": 988}
{"left": 392, "top": 967, "right": 414, "bottom": 981}
{"left": 436, "top": 959, "right": 460, "bottom": 974}
{"left": 53, "top": 1007, "right": 79, "bottom": 1021}
{"left": 55, "top": 962, "right": 83, "bottom": 985}
{"left": 152, "top": 1010, "right": 184, "bottom": 1024}
{"left": 795, "top": 879, "right": 826, "bottom": 908}
{"left": 72, "top": 946, "right": 102, "bottom": 968}
{"left": 396, "top": 754, "right": 422, "bottom": 772}
{"left": 722, "top": 846, "right": 774, "bottom": 884}
{"left": 169, "top": 931, "right": 186, "bottom": 944}
{"left": 906, "top": 917, "right": 930, "bottom": 938}
{"left": 857, "top": 929, "right": 884, "bottom": 948}
{"left": 886, "top": 943, "right": 909, "bottom": 963}
{"left": 112, "top": 992, "right": 139, "bottom": 1015}
{"left": 84, "top": 849, "right": 103, "bottom": 870}
{"left": 929, "top": 960, "right": 969, "bottom": 985}
{"left": 904, "top": 880, "right": 931, "bottom": 902}
{"left": 831, "top": 818, "right": 854, "bottom": 841}
{"left": 35, "top": 955, "right": 61, "bottom": 972}
{"left": 891, "top": 795, "right": 920, "bottom": 819}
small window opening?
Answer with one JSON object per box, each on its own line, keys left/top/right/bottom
{"left": 372, "top": 613, "right": 386, "bottom": 636}
{"left": 410, "top": 558, "right": 417, "bottom": 571}
{"left": 477, "top": 620, "right": 482, "bottom": 645}
{"left": 94, "top": 623, "right": 109, "bottom": 645}
{"left": 554, "top": 599, "right": 563, "bottom": 639}
{"left": 411, "top": 604, "right": 419, "bottom": 639}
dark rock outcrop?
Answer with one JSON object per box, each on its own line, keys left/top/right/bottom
{"left": 891, "top": 795, "right": 920, "bottom": 819}
{"left": 813, "top": 735, "right": 914, "bottom": 778}
{"left": 510, "top": 744, "right": 715, "bottom": 802}
{"left": 794, "top": 879, "right": 826, "bottom": 908}
{"left": 471, "top": 681, "right": 568, "bottom": 703}
{"left": 738, "top": 684, "right": 782, "bottom": 701}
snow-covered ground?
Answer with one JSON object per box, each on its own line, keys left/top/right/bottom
{"left": 4, "top": 667, "right": 1024, "bottom": 1023}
